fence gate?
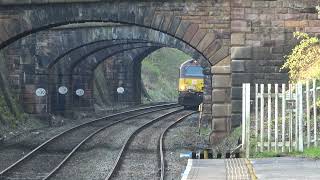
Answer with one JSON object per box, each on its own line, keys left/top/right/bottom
{"left": 242, "top": 80, "right": 319, "bottom": 158}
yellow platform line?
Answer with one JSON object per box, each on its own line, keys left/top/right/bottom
{"left": 245, "top": 158, "right": 258, "bottom": 180}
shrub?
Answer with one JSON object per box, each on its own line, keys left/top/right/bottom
{"left": 282, "top": 32, "right": 320, "bottom": 83}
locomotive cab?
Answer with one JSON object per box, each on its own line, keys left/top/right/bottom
{"left": 178, "top": 60, "right": 204, "bottom": 108}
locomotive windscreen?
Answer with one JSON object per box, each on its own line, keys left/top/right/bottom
{"left": 184, "top": 66, "right": 204, "bottom": 77}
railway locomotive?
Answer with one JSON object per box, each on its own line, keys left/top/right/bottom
{"left": 178, "top": 59, "right": 204, "bottom": 108}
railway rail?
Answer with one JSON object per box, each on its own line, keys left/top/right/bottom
{"left": 0, "top": 103, "right": 179, "bottom": 180}
{"left": 106, "top": 110, "right": 195, "bottom": 180}
{"left": 159, "top": 111, "right": 196, "bottom": 180}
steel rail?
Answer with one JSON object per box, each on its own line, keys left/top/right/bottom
{"left": 159, "top": 111, "right": 197, "bottom": 180}
{"left": 43, "top": 106, "right": 180, "bottom": 179}
{"left": 104, "top": 109, "right": 184, "bottom": 180}
{"left": 0, "top": 102, "right": 178, "bottom": 178}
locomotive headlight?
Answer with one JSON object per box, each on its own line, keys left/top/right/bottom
{"left": 180, "top": 85, "right": 186, "bottom": 91}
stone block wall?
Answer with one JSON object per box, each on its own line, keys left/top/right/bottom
{"left": 230, "top": 0, "right": 320, "bottom": 126}
{"left": 2, "top": 0, "right": 320, "bottom": 138}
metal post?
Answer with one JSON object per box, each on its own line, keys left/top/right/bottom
{"left": 289, "top": 84, "right": 293, "bottom": 152}
{"left": 245, "top": 84, "right": 251, "bottom": 158}
{"left": 282, "top": 84, "right": 286, "bottom": 152}
{"left": 313, "top": 79, "right": 318, "bottom": 147}
{"left": 267, "top": 84, "right": 272, "bottom": 151}
{"left": 306, "top": 80, "right": 311, "bottom": 148}
{"left": 298, "top": 82, "right": 304, "bottom": 152}
{"left": 260, "top": 84, "right": 265, "bottom": 152}
{"left": 275, "top": 84, "right": 279, "bottom": 152}
{"left": 255, "top": 84, "right": 259, "bottom": 152}
{"left": 242, "top": 84, "right": 246, "bottom": 150}
{"left": 295, "top": 84, "right": 299, "bottom": 151}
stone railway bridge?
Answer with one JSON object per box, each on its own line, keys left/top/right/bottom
{"left": 0, "top": 0, "right": 319, "bottom": 141}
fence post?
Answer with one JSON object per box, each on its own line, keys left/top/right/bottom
{"left": 282, "top": 84, "right": 286, "bottom": 152}
{"left": 289, "top": 84, "right": 293, "bottom": 152}
{"left": 255, "top": 84, "right": 259, "bottom": 152}
{"left": 275, "top": 84, "right": 279, "bottom": 152}
{"left": 306, "top": 80, "right": 311, "bottom": 148}
{"left": 245, "top": 84, "right": 251, "bottom": 158}
{"left": 298, "top": 82, "right": 304, "bottom": 152}
{"left": 295, "top": 84, "right": 299, "bottom": 151}
{"left": 242, "top": 84, "right": 246, "bottom": 151}
{"left": 313, "top": 79, "right": 317, "bottom": 147}
{"left": 260, "top": 84, "right": 265, "bottom": 152}
{"left": 267, "top": 84, "right": 272, "bottom": 151}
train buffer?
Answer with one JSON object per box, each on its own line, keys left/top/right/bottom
{"left": 180, "top": 157, "right": 320, "bottom": 180}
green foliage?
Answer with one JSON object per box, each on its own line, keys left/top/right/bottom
{"left": 0, "top": 52, "right": 25, "bottom": 127}
{"left": 250, "top": 147, "right": 320, "bottom": 159}
{"left": 0, "top": 94, "right": 17, "bottom": 126}
{"left": 253, "top": 151, "right": 281, "bottom": 158}
{"left": 302, "top": 147, "right": 320, "bottom": 159}
{"left": 141, "top": 48, "right": 191, "bottom": 102}
{"left": 282, "top": 32, "right": 320, "bottom": 82}
{"left": 199, "top": 127, "right": 211, "bottom": 136}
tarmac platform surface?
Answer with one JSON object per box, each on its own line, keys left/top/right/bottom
{"left": 181, "top": 157, "right": 320, "bottom": 180}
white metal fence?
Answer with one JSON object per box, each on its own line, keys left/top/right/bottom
{"left": 242, "top": 80, "right": 320, "bottom": 158}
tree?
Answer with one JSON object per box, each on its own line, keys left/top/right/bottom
{"left": 282, "top": 32, "right": 320, "bottom": 83}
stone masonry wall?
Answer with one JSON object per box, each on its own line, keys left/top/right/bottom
{"left": 230, "top": 0, "right": 320, "bottom": 126}
{"left": 2, "top": 0, "right": 320, "bottom": 139}
{"left": 0, "top": 1, "right": 231, "bottom": 133}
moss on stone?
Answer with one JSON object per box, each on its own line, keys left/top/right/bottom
{"left": 0, "top": 52, "right": 25, "bottom": 127}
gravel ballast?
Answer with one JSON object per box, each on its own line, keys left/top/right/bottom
{"left": 0, "top": 106, "right": 207, "bottom": 180}
{"left": 50, "top": 108, "right": 181, "bottom": 180}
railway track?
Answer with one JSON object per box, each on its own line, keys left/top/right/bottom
{"left": 106, "top": 110, "right": 195, "bottom": 180}
{"left": 0, "top": 103, "right": 179, "bottom": 180}
{"left": 159, "top": 112, "right": 197, "bottom": 180}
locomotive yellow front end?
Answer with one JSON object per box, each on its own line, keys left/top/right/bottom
{"left": 178, "top": 60, "right": 204, "bottom": 108}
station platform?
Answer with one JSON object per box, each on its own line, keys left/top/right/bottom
{"left": 252, "top": 157, "right": 320, "bottom": 180}
{"left": 181, "top": 157, "right": 320, "bottom": 180}
{"left": 181, "top": 159, "right": 251, "bottom": 180}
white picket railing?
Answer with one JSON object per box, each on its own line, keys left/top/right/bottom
{"left": 242, "top": 80, "right": 320, "bottom": 158}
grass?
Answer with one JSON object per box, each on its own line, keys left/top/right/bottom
{"left": 301, "top": 147, "right": 320, "bottom": 159}
{"left": 141, "top": 47, "right": 191, "bottom": 102}
{"left": 199, "top": 127, "right": 211, "bottom": 136}
{"left": 252, "top": 151, "right": 282, "bottom": 158}
{"left": 251, "top": 147, "right": 320, "bottom": 159}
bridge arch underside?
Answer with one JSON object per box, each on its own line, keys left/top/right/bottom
{"left": 0, "top": 1, "right": 233, "bottom": 135}
{"left": 2, "top": 22, "right": 231, "bottom": 130}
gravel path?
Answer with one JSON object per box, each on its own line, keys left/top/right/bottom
{"left": 50, "top": 108, "right": 181, "bottom": 180}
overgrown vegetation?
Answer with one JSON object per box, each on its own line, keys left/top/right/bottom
{"left": 282, "top": 8, "right": 320, "bottom": 83}
{"left": 0, "top": 53, "right": 25, "bottom": 128}
{"left": 213, "top": 127, "right": 242, "bottom": 157}
{"left": 282, "top": 32, "right": 320, "bottom": 83}
{"left": 141, "top": 48, "right": 191, "bottom": 102}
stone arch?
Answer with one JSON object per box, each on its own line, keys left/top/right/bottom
{"left": 3, "top": 25, "right": 215, "bottom": 76}
{"left": 2, "top": 22, "right": 217, "bottom": 113}
{"left": 48, "top": 41, "right": 162, "bottom": 113}
{"left": 4, "top": 25, "right": 213, "bottom": 114}
{"left": 0, "top": 2, "right": 228, "bottom": 66}
{"left": 73, "top": 43, "right": 162, "bottom": 74}
{"left": 0, "top": 11, "right": 229, "bottom": 130}
{"left": 85, "top": 47, "right": 161, "bottom": 108}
